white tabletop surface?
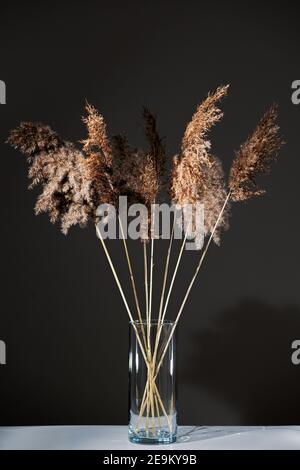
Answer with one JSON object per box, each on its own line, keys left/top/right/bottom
{"left": 0, "top": 426, "right": 300, "bottom": 450}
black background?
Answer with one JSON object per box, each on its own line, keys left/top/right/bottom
{"left": 0, "top": 0, "right": 300, "bottom": 426}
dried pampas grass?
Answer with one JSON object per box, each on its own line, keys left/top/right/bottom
{"left": 8, "top": 122, "right": 62, "bottom": 160}
{"left": 111, "top": 108, "right": 165, "bottom": 240}
{"left": 112, "top": 137, "right": 159, "bottom": 206}
{"left": 8, "top": 94, "right": 284, "bottom": 244}
{"left": 8, "top": 123, "right": 95, "bottom": 234}
{"left": 8, "top": 90, "right": 285, "bottom": 438}
{"left": 142, "top": 107, "right": 166, "bottom": 180}
{"left": 81, "top": 103, "right": 112, "bottom": 166}
{"left": 112, "top": 136, "right": 159, "bottom": 240}
{"left": 229, "top": 105, "right": 284, "bottom": 201}
{"left": 81, "top": 104, "right": 116, "bottom": 210}
{"left": 182, "top": 85, "right": 229, "bottom": 151}
{"left": 171, "top": 85, "right": 230, "bottom": 247}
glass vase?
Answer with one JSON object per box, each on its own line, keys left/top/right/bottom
{"left": 128, "top": 320, "right": 177, "bottom": 444}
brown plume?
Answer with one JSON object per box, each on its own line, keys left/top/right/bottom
{"left": 142, "top": 107, "right": 166, "bottom": 180}
{"left": 81, "top": 103, "right": 112, "bottom": 166}
{"left": 110, "top": 108, "right": 164, "bottom": 240}
{"left": 7, "top": 122, "right": 62, "bottom": 160}
{"left": 8, "top": 123, "right": 94, "bottom": 234}
{"left": 171, "top": 85, "right": 230, "bottom": 246}
{"left": 81, "top": 103, "right": 116, "bottom": 210}
{"left": 182, "top": 85, "right": 229, "bottom": 152}
{"left": 229, "top": 105, "right": 284, "bottom": 201}
{"left": 112, "top": 134, "right": 159, "bottom": 240}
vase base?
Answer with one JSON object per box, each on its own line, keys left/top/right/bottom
{"left": 128, "top": 427, "right": 177, "bottom": 445}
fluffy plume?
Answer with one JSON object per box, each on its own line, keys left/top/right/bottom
{"left": 182, "top": 85, "right": 229, "bottom": 151}
{"left": 81, "top": 104, "right": 115, "bottom": 209}
{"left": 8, "top": 123, "right": 94, "bottom": 234}
{"left": 7, "top": 122, "right": 62, "bottom": 160}
{"left": 111, "top": 108, "right": 164, "bottom": 240}
{"left": 112, "top": 134, "right": 159, "bottom": 239}
{"left": 81, "top": 104, "right": 164, "bottom": 240}
{"left": 142, "top": 107, "right": 165, "bottom": 180}
{"left": 84, "top": 152, "right": 115, "bottom": 207}
{"left": 111, "top": 108, "right": 163, "bottom": 204}
{"left": 171, "top": 85, "right": 230, "bottom": 247}
{"left": 34, "top": 144, "right": 93, "bottom": 234}
{"left": 229, "top": 105, "right": 284, "bottom": 201}
{"left": 81, "top": 103, "right": 112, "bottom": 166}
{"left": 111, "top": 134, "right": 137, "bottom": 204}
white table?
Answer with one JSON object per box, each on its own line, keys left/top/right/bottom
{"left": 0, "top": 426, "right": 300, "bottom": 450}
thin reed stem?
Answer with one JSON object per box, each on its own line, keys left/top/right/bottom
{"left": 154, "top": 392, "right": 161, "bottom": 428}
{"left": 148, "top": 204, "right": 155, "bottom": 348}
{"left": 158, "top": 218, "right": 175, "bottom": 324}
{"left": 153, "top": 381, "right": 172, "bottom": 432}
{"left": 149, "top": 238, "right": 154, "bottom": 327}
{"left": 152, "top": 223, "right": 189, "bottom": 370}
{"left": 161, "top": 226, "right": 189, "bottom": 323}
{"left": 138, "top": 192, "right": 231, "bottom": 417}
{"left": 148, "top": 204, "right": 156, "bottom": 432}
{"left": 134, "top": 364, "right": 172, "bottom": 434}
{"left": 145, "top": 378, "right": 150, "bottom": 433}
{"left": 143, "top": 242, "right": 149, "bottom": 325}
{"left": 143, "top": 240, "right": 152, "bottom": 428}
{"left": 149, "top": 363, "right": 156, "bottom": 433}
{"left": 96, "top": 225, "right": 167, "bottom": 432}
{"left": 95, "top": 224, "right": 148, "bottom": 364}
{"left": 118, "top": 216, "right": 147, "bottom": 350}
{"left": 154, "top": 191, "right": 231, "bottom": 377}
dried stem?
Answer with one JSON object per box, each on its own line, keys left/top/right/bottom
{"left": 95, "top": 224, "right": 148, "bottom": 364}
{"left": 138, "top": 225, "right": 189, "bottom": 424}
{"left": 143, "top": 242, "right": 149, "bottom": 347}
{"left": 138, "top": 192, "right": 231, "bottom": 420}
{"left": 136, "top": 371, "right": 172, "bottom": 434}
{"left": 149, "top": 236, "right": 154, "bottom": 327}
{"left": 154, "top": 392, "right": 161, "bottom": 428}
{"left": 118, "top": 216, "right": 147, "bottom": 350}
{"left": 161, "top": 226, "right": 189, "bottom": 323}
{"left": 142, "top": 240, "right": 151, "bottom": 430}
{"left": 158, "top": 217, "right": 175, "bottom": 325}
{"left": 151, "top": 219, "right": 175, "bottom": 369}
{"left": 147, "top": 207, "right": 156, "bottom": 430}
{"left": 151, "top": 226, "right": 189, "bottom": 370}
{"left": 155, "top": 191, "right": 231, "bottom": 377}
{"left": 98, "top": 223, "right": 169, "bottom": 435}
{"left": 148, "top": 202, "right": 156, "bottom": 354}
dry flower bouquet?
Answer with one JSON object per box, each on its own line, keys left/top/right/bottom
{"left": 8, "top": 85, "right": 284, "bottom": 444}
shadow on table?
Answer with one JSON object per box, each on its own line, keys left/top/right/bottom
{"left": 181, "top": 299, "right": 300, "bottom": 425}
{"left": 177, "top": 426, "right": 266, "bottom": 443}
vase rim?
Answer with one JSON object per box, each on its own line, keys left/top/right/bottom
{"left": 129, "top": 319, "right": 174, "bottom": 326}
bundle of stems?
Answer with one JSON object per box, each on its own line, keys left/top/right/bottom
{"left": 8, "top": 87, "right": 284, "bottom": 436}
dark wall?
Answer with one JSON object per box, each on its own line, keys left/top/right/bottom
{"left": 0, "top": 0, "right": 300, "bottom": 425}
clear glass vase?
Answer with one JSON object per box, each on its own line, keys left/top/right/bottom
{"left": 128, "top": 320, "right": 177, "bottom": 444}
